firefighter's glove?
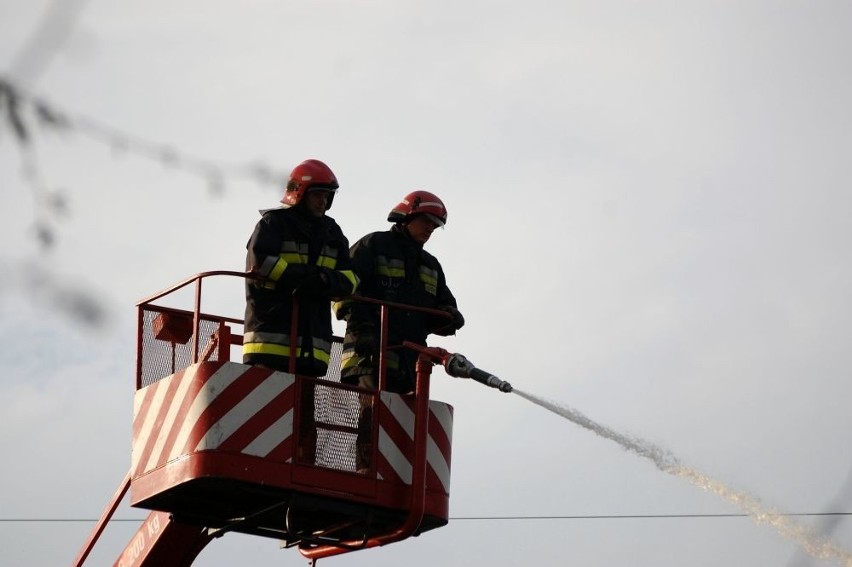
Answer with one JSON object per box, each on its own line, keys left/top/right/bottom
{"left": 284, "top": 263, "right": 314, "bottom": 280}
{"left": 440, "top": 305, "right": 465, "bottom": 330}
{"left": 294, "top": 269, "right": 330, "bottom": 297}
{"left": 281, "top": 263, "right": 312, "bottom": 290}
{"left": 430, "top": 305, "right": 465, "bottom": 336}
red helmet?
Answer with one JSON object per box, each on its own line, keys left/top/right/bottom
{"left": 387, "top": 190, "right": 448, "bottom": 226}
{"left": 281, "top": 159, "right": 339, "bottom": 210}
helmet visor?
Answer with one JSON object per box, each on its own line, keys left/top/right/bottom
{"left": 307, "top": 185, "right": 338, "bottom": 193}
{"left": 424, "top": 213, "right": 445, "bottom": 227}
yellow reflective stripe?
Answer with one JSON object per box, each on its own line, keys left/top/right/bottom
{"left": 244, "top": 342, "right": 293, "bottom": 357}
{"left": 277, "top": 241, "right": 309, "bottom": 265}
{"left": 419, "top": 266, "right": 438, "bottom": 295}
{"left": 339, "top": 270, "right": 359, "bottom": 292}
{"left": 281, "top": 252, "right": 305, "bottom": 263}
{"left": 317, "top": 256, "right": 336, "bottom": 268}
{"left": 340, "top": 349, "right": 399, "bottom": 370}
{"left": 317, "top": 243, "right": 342, "bottom": 269}
{"left": 377, "top": 266, "right": 405, "bottom": 277}
{"left": 341, "top": 354, "right": 392, "bottom": 371}
{"left": 245, "top": 332, "right": 331, "bottom": 352}
{"left": 258, "top": 255, "right": 287, "bottom": 280}
{"left": 243, "top": 342, "right": 331, "bottom": 364}
{"left": 418, "top": 266, "right": 438, "bottom": 286}
{"left": 376, "top": 256, "right": 405, "bottom": 278}
{"left": 269, "top": 257, "right": 288, "bottom": 281}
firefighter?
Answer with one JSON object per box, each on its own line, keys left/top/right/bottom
{"left": 243, "top": 158, "right": 359, "bottom": 376}
{"left": 334, "top": 190, "right": 465, "bottom": 471}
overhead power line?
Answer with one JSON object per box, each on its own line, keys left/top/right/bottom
{"left": 2, "top": 512, "right": 850, "bottom": 523}
{"left": 451, "top": 512, "right": 852, "bottom": 520}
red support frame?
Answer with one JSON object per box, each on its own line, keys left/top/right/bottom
{"left": 72, "top": 473, "right": 131, "bottom": 567}
{"left": 298, "top": 350, "right": 437, "bottom": 561}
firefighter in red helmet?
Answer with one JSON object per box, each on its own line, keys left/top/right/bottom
{"left": 334, "top": 190, "right": 465, "bottom": 471}
{"left": 243, "top": 159, "right": 358, "bottom": 377}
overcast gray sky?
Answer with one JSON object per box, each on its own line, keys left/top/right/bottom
{"left": 2, "top": 1, "right": 852, "bottom": 566}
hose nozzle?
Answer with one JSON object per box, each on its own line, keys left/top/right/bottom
{"left": 444, "top": 354, "right": 513, "bottom": 393}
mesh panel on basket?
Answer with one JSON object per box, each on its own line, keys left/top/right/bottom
{"left": 139, "top": 308, "right": 222, "bottom": 387}
{"left": 313, "top": 338, "right": 374, "bottom": 472}
{"left": 314, "top": 384, "right": 363, "bottom": 472}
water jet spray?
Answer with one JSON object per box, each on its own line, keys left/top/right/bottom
{"left": 402, "top": 342, "right": 852, "bottom": 566}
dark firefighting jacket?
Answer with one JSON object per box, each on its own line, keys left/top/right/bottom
{"left": 334, "top": 225, "right": 459, "bottom": 389}
{"left": 243, "top": 206, "right": 358, "bottom": 376}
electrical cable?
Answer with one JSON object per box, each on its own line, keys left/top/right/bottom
{"left": 2, "top": 512, "right": 850, "bottom": 523}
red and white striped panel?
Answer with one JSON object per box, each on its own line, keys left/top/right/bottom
{"left": 131, "top": 361, "right": 296, "bottom": 479}
{"left": 376, "top": 392, "right": 454, "bottom": 495}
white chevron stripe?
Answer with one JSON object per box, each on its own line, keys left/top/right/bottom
{"left": 378, "top": 425, "right": 412, "bottom": 484}
{"left": 165, "top": 363, "right": 247, "bottom": 462}
{"left": 429, "top": 401, "right": 453, "bottom": 441}
{"left": 132, "top": 378, "right": 168, "bottom": 473}
{"left": 195, "top": 373, "right": 293, "bottom": 451}
{"left": 381, "top": 392, "right": 414, "bottom": 439}
{"left": 426, "top": 437, "right": 451, "bottom": 493}
{"left": 132, "top": 379, "right": 147, "bottom": 417}
{"left": 377, "top": 395, "right": 455, "bottom": 490}
{"left": 243, "top": 408, "right": 294, "bottom": 457}
{"left": 140, "top": 366, "right": 198, "bottom": 473}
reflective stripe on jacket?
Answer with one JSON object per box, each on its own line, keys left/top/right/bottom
{"left": 334, "top": 226, "right": 457, "bottom": 385}
{"left": 243, "top": 207, "right": 357, "bottom": 376}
